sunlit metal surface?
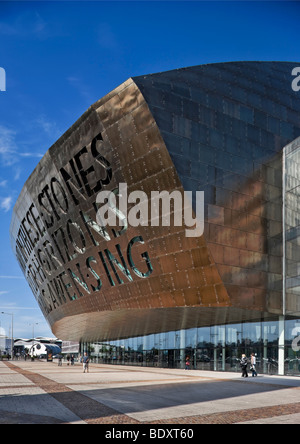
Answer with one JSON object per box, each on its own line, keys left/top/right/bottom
{"left": 10, "top": 62, "right": 300, "bottom": 341}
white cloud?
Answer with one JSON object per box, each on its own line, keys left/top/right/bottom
{"left": 0, "top": 125, "right": 17, "bottom": 166}
{"left": 0, "top": 196, "right": 13, "bottom": 213}
{"left": 67, "top": 76, "right": 94, "bottom": 104}
{"left": 0, "top": 276, "right": 24, "bottom": 279}
{"left": 0, "top": 11, "right": 47, "bottom": 38}
{"left": 14, "top": 167, "right": 21, "bottom": 181}
{"left": 19, "top": 152, "right": 43, "bottom": 159}
{"left": 97, "top": 23, "right": 119, "bottom": 50}
{"left": 0, "top": 22, "right": 19, "bottom": 36}
{"left": 35, "top": 115, "right": 61, "bottom": 140}
{"left": 0, "top": 306, "right": 39, "bottom": 310}
{"left": 0, "top": 124, "right": 46, "bottom": 167}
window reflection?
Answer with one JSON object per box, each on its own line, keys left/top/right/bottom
{"left": 284, "top": 144, "right": 300, "bottom": 317}
{"left": 81, "top": 317, "right": 300, "bottom": 375}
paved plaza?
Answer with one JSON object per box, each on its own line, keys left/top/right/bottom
{"left": 0, "top": 360, "right": 300, "bottom": 424}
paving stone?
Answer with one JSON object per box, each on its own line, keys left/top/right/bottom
{"left": 1, "top": 361, "right": 300, "bottom": 424}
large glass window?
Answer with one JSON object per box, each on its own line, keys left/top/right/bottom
{"left": 226, "top": 323, "right": 242, "bottom": 347}
{"left": 242, "top": 322, "right": 262, "bottom": 347}
{"left": 285, "top": 318, "right": 300, "bottom": 375}
{"left": 197, "top": 327, "right": 211, "bottom": 347}
{"left": 186, "top": 328, "right": 197, "bottom": 348}
{"left": 85, "top": 317, "right": 300, "bottom": 375}
{"left": 284, "top": 143, "right": 300, "bottom": 317}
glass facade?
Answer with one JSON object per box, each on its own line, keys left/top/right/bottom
{"left": 81, "top": 316, "right": 300, "bottom": 376}
{"left": 285, "top": 318, "right": 300, "bottom": 375}
{"left": 284, "top": 140, "right": 300, "bottom": 317}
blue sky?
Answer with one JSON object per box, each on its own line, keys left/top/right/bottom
{"left": 0, "top": 0, "right": 299, "bottom": 339}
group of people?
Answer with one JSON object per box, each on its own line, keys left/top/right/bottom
{"left": 186, "top": 353, "right": 258, "bottom": 378}
{"left": 57, "top": 353, "right": 90, "bottom": 373}
{"left": 57, "top": 352, "right": 258, "bottom": 376}
{"left": 240, "top": 353, "right": 258, "bottom": 378}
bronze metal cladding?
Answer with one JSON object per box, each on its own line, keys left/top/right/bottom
{"left": 10, "top": 62, "right": 300, "bottom": 342}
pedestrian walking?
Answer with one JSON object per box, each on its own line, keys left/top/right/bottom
{"left": 240, "top": 354, "right": 248, "bottom": 378}
{"left": 71, "top": 355, "right": 75, "bottom": 366}
{"left": 185, "top": 356, "right": 191, "bottom": 370}
{"left": 58, "top": 355, "right": 62, "bottom": 367}
{"left": 250, "top": 353, "right": 258, "bottom": 377}
{"left": 83, "top": 352, "right": 89, "bottom": 373}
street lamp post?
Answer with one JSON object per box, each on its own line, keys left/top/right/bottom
{"left": 29, "top": 323, "right": 39, "bottom": 358}
{"left": 1, "top": 312, "right": 14, "bottom": 359}
{"left": 29, "top": 322, "right": 39, "bottom": 340}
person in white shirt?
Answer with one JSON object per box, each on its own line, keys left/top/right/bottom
{"left": 251, "top": 353, "right": 258, "bottom": 377}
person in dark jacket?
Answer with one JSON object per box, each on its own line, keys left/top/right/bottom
{"left": 83, "top": 352, "right": 89, "bottom": 373}
{"left": 240, "top": 354, "right": 248, "bottom": 378}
